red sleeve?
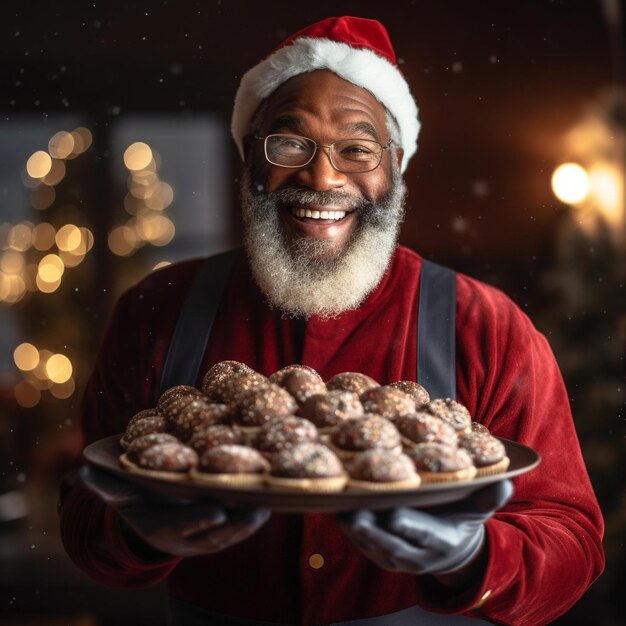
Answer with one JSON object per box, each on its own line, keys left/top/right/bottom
{"left": 415, "top": 276, "right": 605, "bottom": 624}
{"left": 59, "top": 482, "right": 180, "bottom": 587}
{"left": 58, "top": 262, "right": 202, "bottom": 587}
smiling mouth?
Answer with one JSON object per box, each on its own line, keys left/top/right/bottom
{"left": 289, "top": 207, "right": 351, "bottom": 221}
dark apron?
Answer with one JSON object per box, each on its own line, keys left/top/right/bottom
{"left": 161, "top": 251, "right": 488, "bottom": 625}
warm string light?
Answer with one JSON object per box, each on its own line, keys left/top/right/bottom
{"left": 108, "top": 141, "right": 176, "bottom": 258}
{"left": 1, "top": 127, "right": 96, "bottom": 304}
{"left": 1, "top": 221, "right": 94, "bottom": 301}
{"left": 13, "top": 342, "right": 75, "bottom": 406}
{"left": 551, "top": 89, "right": 625, "bottom": 237}
{"left": 23, "top": 126, "right": 93, "bottom": 206}
{"left": 551, "top": 163, "right": 590, "bottom": 205}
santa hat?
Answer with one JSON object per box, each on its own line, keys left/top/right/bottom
{"left": 231, "top": 16, "right": 420, "bottom": 174}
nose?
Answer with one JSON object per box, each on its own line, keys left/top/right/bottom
{"left": 292, "top": 146, "right": 348, "bottom": 192}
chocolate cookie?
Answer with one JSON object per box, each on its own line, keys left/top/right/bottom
{"left": 187, "top": 424, "right": 244, "bottom": 454}
{"left": 120, "top": 414, "right": 168, "bottom": 449}
{"left": 280, "top": 370, "right": 326, "bottom": 404}
{"left": 201, "top": 360, "right": 254, "bottom": 399}
{"left": 404, "top": 443, "right": 476, "bottom": 483}
{"left": 298, "top": 390, "right": 364, "bottom": 431}
{"left": 426, "top": 398, "right": 472, "bottom": 434}
{"left": 192, "top": 444, "right": 268, "bottom": 488}
{"left": 330, "top": 414, "right": 402, "bottom": 460}
{"left": 347, "top": 449, "right": 421, "bottom": 490}
{"left": 457, "top": 431, "right": 510, "bottom": 476}
{"left": 235, "top": 383, "right": 298, "bottom": 430}
{"left": 269, "top": 364, "right": 322, "bottom": 386}
{"left": 213, "top": 370, "right": 270, "bottom": 406}
{"left": 326, "top": 372, "right": 379, "bottom": 396}
{"left": 395, "top": 411, "right": 458, "bottom": 447}
{"left": 360, "top": 386, "right": 416, "bottom": 422}
{"left": 388, "top": 381, "right": 430, "bottom": 405}
{"left": 165, "top": 396, "right": 231, "bottom": 441}
{"left": 157, "top": 385, "right": 203, "bottom": 413}
{"left": 124, "top": 432, "right": 180, "bottom": 463}
{"left": 266, "top": 442, "right": 347, "bottom": 492}
{"left": 253, "top": 416, "right": 319, "bottom": 456}
{"left": 135, "top": 441, "right": 198, "bottom": 473}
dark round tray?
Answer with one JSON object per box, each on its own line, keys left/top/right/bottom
{"left": 83, "top": 434, "right": 540, "bottom": 513}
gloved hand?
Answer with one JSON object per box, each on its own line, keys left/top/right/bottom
{"left": 79, "top": 465, "right": 271, "bottom": 558}
{"left": 336, "top": 479, "right": 513, "bottom": 576}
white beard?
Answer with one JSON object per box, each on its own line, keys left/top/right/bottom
{"left": 241, "top": 165, "right": 406, "bottom": 319}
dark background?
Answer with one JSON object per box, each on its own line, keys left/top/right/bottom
{"left": 0, "top": 1, "right": 624, "bottom": 624}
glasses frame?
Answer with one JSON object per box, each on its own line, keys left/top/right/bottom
{"left": 255, "top": 133, "right": 392, "bottom": 174}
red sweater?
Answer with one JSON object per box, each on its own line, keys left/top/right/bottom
{"left": 59, "top": 246, "right": 604, "bottom": 625}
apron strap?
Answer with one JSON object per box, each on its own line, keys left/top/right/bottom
{"left": 417, "top": 259, "right": 457, "bottom": 399}
{"left": 159, "top": 249, "right": 239, "bottom": 394}
{"left": 161, "top": 254, "right": 480, "bottom": 625}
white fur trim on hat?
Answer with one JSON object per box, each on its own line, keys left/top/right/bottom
{"left": 231, "top": 37, "right": 420, "bottom": 174}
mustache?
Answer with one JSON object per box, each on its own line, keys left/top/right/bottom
{"left": 264, "top": 186, "right": 370, "bottom": 212}
{"left": 250, "top": 184, "right": 399, "bottom": 228}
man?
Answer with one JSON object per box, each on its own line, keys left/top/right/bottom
{"left": 59, "top": 16, "right": 604, "bottom": 625}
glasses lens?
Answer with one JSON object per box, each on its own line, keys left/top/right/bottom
{"left": 332, "top": 139, "right": 383, "bottom": 172}
{"left": 265, "top": 135, "right": 315, "bottom": 167}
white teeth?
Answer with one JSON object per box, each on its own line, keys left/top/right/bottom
{"left": 291, "top": 208, "right": 347, "bottom": 220}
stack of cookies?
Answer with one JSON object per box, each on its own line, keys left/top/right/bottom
{"left": 119, "top": 360, "right": 510, "bottom": 493}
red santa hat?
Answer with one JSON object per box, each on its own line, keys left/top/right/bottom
{"left": 231, "top": 16, "right": 420, "bottom": 174}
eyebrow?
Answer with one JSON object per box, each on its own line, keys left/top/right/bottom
{"left": 347, "top": 121, "right": 382, "bottom": 142}
{"left": 267, "top": 117, "right": 383, "bottom": 142}
{"left": 268, "top": 116, "right": 302, "bottom": 134}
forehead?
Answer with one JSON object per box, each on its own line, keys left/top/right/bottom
{"left": 260, "top": 70, "right": 389, "bottom": 140}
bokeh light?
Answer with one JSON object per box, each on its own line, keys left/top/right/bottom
{"left": 133, "top": 213, "right": 172, "bottom": 245}
{"left": 45, "top": 353, "right": 73, "bottom": 384}
{"left": 13, "top": 343, "right": 40, "bottom": 371}
{"left": 56, "top": 224, "right": 82, "bottom": 252}
{"left": 123, "top": 193, "right": 143, "bottom": 216}
{"left": 42, "top": 158, "right": 66, "bottom": 186}
{"left": 48, "top": 131, "right": 75, "bottom": 160}
{"left": 69, "top": 127, "right": 93, "bottom": 157}
{"left": 14, "top": 380, "right": 41, "bottom": 408}
{"left": 26, "top": 151, "right": 52, "bottom": 178}
{"left": 32, "top": 223, "right": 56, "bottom": 251}
{"left": 50, "top": 377, "right": 76, "bottom": 399}
{"left": 35, "top": 274, "right": 62, "bottom": 293}
{"left": 123, "top": 142, "right": 153, "bottom": 171}
{"left": 146, "top": 181, "right": 174, "bottom": 210}
{"left": 80, "top": 227, "right": 95, "bottom": 252}
{"left": 108, "top": 225, "right": 138, "bottom": 256}
{"left": 38, "top": 254, "right": 65, "bottom": 283}
{"left": 552, "top": 163, "right": 590, "bottom": 205}
{"left": 0, "top": 273, "right": 26, "bottom": 303}
{"left": 32, "top": 349, "right": 53, "bottom": 381}
{"left": 1, "top": 251, "right": 25, "bottom": 274}
{"left": 8, "top": 223, "right": 33, "bottom": 251}
{"left": 587, "top": 163, "right": 623, "bottom": 226}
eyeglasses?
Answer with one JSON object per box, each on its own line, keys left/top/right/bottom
{"left": 256, "top": 133, "right": 392, "bottom": 173}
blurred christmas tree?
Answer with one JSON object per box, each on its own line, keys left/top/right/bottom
{"left": 542, "top": 86, "right": 626, "bottom": 625}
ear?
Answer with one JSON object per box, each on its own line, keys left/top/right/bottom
{"left": 394, "top": 147, "right": 404, "bottom": 172}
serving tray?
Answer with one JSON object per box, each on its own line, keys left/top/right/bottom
{"left": 83, "top": 434, "right": 540, "bottom": 513}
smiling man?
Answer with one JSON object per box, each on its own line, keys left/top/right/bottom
{"left": 241, "top": 70, "right": 407, "bottom": 318}
{"left": 60, "top": 16, "right": 604, "bottom": 626}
